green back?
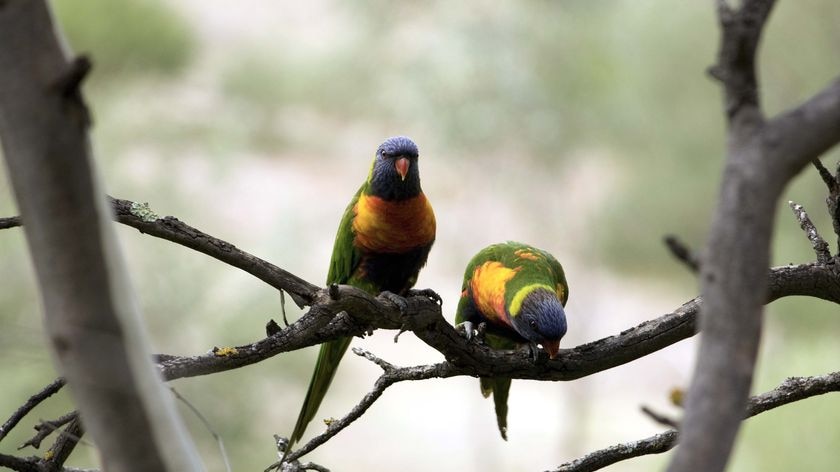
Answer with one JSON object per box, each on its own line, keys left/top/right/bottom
{"left": 456, "top": 241, "right": 568, "bottom": 440}
{"left": 459, "top": 241, "right": 568, "bottom": 308}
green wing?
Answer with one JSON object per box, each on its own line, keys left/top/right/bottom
{"left": 288, "top": 185, "right": 365, "bottom": 450}
{"left": 326, "top": 185, "right": 364, "bottom": 287}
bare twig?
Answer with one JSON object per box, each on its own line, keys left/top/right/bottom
{"left": 640, "top": 405, "right": 679, "bottom": 429}
{"left": 109, "top": 197, "right": 319, "bottom": 307}
{"left": 813, "top": 159, "right": 840, "bottom": 251}
{"left": 268, "top": 349, "right": 447, "bottom": 469}
{"left": 171, "top": 388, "right": 231, "bottom": 472}
{"left": 813, "top": 159, "right": 837, "bottom": 191}
{"left": 789, "top": 201, "right": 832, "bottom": 263}
{"left": 1, "top": 198, "right": 320, "bottom": 307}
{"left": 18, "top": 412, "right": 78, "bottom": 450}
{"left": 0, "top": 215, "right": 22, "bottom": 229}
{"left": 44, "top": 415, "right": 84, "bottom": 471}
{"left": 553, "top": 371, "right": 840, "bottom": 472}
{"left": 663, "top": 235, "right": 700, "bottom": 272}
{"left": 0, "top": 378, "right": 65, "bottom": 443}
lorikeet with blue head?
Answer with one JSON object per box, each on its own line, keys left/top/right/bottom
{"left": 455, "top": 241, "right": 568, "bottom": 440}
{"left": 287, "top": 136, "right": 436, "bottom": 450}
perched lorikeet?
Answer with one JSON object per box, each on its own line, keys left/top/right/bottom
{"left": 455, "top": 241, "right": 568, "bottom": 440}
{"left": 287, "top": 136, "right": 436, "bottom": 450}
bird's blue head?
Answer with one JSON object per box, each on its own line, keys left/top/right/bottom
{"left": 369, "top": 136, "right": 422, "bottom": 201}
{"left": 511, "top": 288, "right": 567, "bottom": 359}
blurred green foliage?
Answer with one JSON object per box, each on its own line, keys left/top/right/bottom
{"left": 51, "top": 0, "right": 195, "bottom": 80}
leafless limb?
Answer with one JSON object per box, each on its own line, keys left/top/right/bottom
{"left": 789, "top": 201, "right": 831, "bottom": 263}
{"left": 640, "top": 405, "right": 679, "bottom": 429}
{"left": 267, "top": 348, "right": 447, "bottom": 470}
{"left": 663, "top": 235, "right": 700, "bottom": 272}
{"left": 0, "top": 215, "right": 21, "bottom": 229}
{"left": 2, "top": 192, "right": 839, "bottom": 468}
{"left": 171, "top": 388, "right": 232, "bottom": 472}
{"left": 553, "top": 371, "right": 840, "bottom": 472}
{"left": 812, "top": 159, "right": 840, "bottom": 251}
{"left": 109, "top": 197, "right": 319, "bottom": 308}
{"left": 671, "top": 0, "right": 840, "bottom": 469}
{"left": 812, "top": 159, "right": 837, "bottom": 192}
{"left": 0, "top": 378, "right": 65, "bottom": 444}
{"left": 18, "top": 412, "right": 78, "bottom": 450}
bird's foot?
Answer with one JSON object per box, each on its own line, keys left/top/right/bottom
{"left": 475, "top": 322, "right": 487, "bottom": 342}
{"left": 528, "top": 342, "right": 544, "bottom": 363}
{"left": 455, "top": 321, "right": 475, "bottom": 341}
{"left": 455, "top": 321, "right": 488, "bottom": 344}
{"left": 380, "top": 291, "right": 408, "bottom": 315}
{"left": 406, "top": 288, "right": 442, "bottom": 305}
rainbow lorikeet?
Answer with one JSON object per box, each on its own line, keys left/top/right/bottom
{"left": 455, "top": 241, "right": 568, "bottom": 440}
{"left": 287, "top": 136, "right": 436, "bottom": 450}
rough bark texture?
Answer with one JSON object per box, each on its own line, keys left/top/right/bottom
{"left": 0, "top": 1, "right": 202, "bottom": 471}
{"left": 668, "top": 1, "right": 840, "bottom": 471}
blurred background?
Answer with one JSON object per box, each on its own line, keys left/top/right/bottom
{"left": 1, "top": 1, "right": 839, "bottom": 470}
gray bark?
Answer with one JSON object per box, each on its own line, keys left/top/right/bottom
{"left": 667, "top": 1, "right": 840, "bottom": 471}
{"left": 0, "top": 1, "right": 203, "bottom": 471}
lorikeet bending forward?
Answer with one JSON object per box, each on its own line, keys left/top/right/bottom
{"left": 287, "top": 136, "right": 436, "bottom": 450}
{"left": 455, "top": 241, "right": 568, "bottom": 440}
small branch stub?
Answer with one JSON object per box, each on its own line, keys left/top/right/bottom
{"left": 788, "top": 201, "right": 832, "bottom": 264}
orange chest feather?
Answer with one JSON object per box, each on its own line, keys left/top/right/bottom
{"left": 352, "top": 193, "right": 436, "bottom": 253}
{"left": 469, "top": 261, "right": 520, "bottom": 325}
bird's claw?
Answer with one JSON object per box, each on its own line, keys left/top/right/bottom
{"left": 528, "top": 342, "right": 542, "bottom": 363}
{"left": 380, "top": 291, "right": 409, "bottom": 315}
{"left": 407, "top": 288, "right": 443, "bottom": 306}
{"left": 455, "top": 321, "right": 475, "bottom": 341}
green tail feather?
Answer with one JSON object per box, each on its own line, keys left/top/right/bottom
{"left": 287, "top": 336, "right": 353, "bottom": 450}
{"left": 480, "top": 377, "right": 511, "bottom": 440}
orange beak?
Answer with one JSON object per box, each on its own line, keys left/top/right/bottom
{"left": 543, "top": 340, "right": 560, "bottom": 359}
{"left": 395, "top": 157, "right": 409, "bottom": 181}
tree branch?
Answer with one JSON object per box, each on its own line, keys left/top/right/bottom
{"left": 19, "top": 412, "right": 77, "bottom": 450}
{"left": 109, "top": 198, "right": 319, "bottom": 307}
{"left": 269, "top": 349, "right": 449, "bottom": 468}
{"left": 788, "top": 201, "right": 831, "bottom": 263}
{"left": 671, "top": 1, "right": 840, "bottom": 470}
{"left": 553, "top": 371, "right": 840, "bottom": 472}
{"left": 0, "top": 215, "right": 22, "bottom": 229}
{"left": 0, "top": 1, "right": 202, "bottom": 470}
{"left": 0, "top": 378, "right": 65, "bottom": 444}
{"left": 812, "top": 159, "right": 840, "bottom": 252}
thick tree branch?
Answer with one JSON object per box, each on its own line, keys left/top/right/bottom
{"left": 0, "top": 1, "right": 202, "bottom": 470}
{"left": 670, "top": 1, "right": 840, "bottom": 471}
{"left": 3, "top": 193, "right": 839, "bottom": 469}
{"left": 143, "top": 259, "right": 840, "bottom": 388}
{"left": 553, "top": 371, "right": 840, "bottom": 472}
